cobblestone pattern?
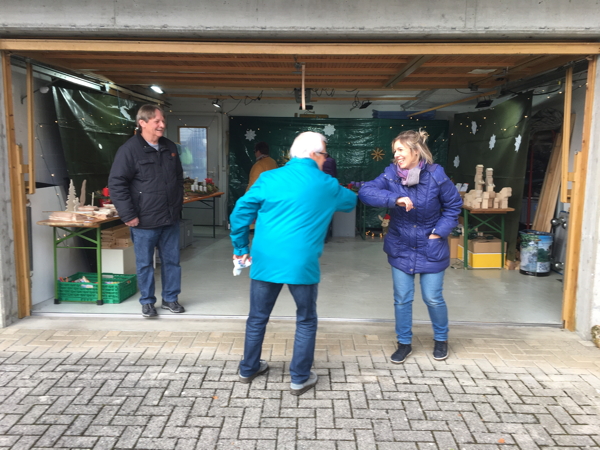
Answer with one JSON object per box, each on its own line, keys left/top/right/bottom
{"left": 0, "top": 327, "right": 599, "bottom": 449}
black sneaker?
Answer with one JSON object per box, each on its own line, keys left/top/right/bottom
{"left": 433, "top": 340, "right": 449, "bottom": 361}
{"left": 161, "top": 301, "right": 185, "bottom": 314}
{"left": 390, "top": 343, "right": 412, "bottom": 364}
{"left": 239, "top": 360, "right": 269, "bottom": 384}
{"left": 142, "top": 304, "right": 157, "bottom": 318}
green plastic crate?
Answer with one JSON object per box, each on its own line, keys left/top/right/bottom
{"left": 58, "top": 272, "right": 137, "bottom": 304}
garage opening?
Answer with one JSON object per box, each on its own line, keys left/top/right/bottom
{"left": 1, "top": 40, "right": 596, "bottom": 328}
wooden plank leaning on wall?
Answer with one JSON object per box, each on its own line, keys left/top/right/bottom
{"left": 531, "top": 113, "right": 576, "bottom": 233}
{"left": 1, "top": 51, "right": 31, "bottom": 318}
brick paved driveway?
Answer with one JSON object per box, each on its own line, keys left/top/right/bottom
{"left": 1, "top": 320, "right": 599, "bottom": 449}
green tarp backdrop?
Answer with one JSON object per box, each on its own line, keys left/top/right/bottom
{"left": 228, "top": 117, "right": 450, "bottom": 227}
{"left": 53, "top": 87, "right": 143, "bottom": 202}
{"left": 446, "top": 92, "right": 533, "bottom": 260}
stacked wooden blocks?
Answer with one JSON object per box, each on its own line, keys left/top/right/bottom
{"left": 101, "top": 224, "right": 133, "bottom": 249}
{"left": 463, "top": 165, "right": 512, "bottom": 209}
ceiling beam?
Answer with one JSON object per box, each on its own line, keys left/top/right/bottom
{"left": 2, "top": 39, "right": 599, "bottom": 55}
{"left": 75, "top": 65, "right": 404, "bottom": 75}
{"left": 384, "top": 56, "right": 432, "bottom": 87}
{"left": 23, "top": 53, "right": 412, "bottom": 64}
{"left": 166, "top": 93, "right": 419, "bottom": 101}
{"left": 412, "top": 90, "right": 498, "bottom": 115}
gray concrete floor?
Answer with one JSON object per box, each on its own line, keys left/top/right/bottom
{"left": 33, "top": 227, "right": 564, "bottom": 326}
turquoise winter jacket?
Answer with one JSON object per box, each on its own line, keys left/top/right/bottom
{"left": 230, "top": 157, "right": 357, "bottom": 285}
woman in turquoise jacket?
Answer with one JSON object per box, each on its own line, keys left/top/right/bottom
{"left": 230, "top": 131, "right": 356, "bottom": 395}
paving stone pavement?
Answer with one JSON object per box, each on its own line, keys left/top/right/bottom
{"left": 0, "top": 318, "right": 599, "bottom": 450}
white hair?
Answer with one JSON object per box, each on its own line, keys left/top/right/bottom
{"left": 289, "top": 132, "right": 327, "bottom": 159}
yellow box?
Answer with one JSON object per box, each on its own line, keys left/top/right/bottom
{"left": 457, "top": 244, "right": 503, "bottom": 269}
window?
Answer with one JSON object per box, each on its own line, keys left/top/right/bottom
{"left": 177, "top": 127, "right": 207, "bottom": 180}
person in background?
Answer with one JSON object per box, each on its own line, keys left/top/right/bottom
{"left": 246, "top": 141, "right": 278, "bottom": 191}
{"left": 358, "top": 129, "right": 462, "bottom": 363}
{"left": 109, "top": 104, "right": 185, "bottom": 318}
{"left": 322, "top": 153, "right": 338, "bottom": 242}
{"left": 230, "top": 132, "right": 357, "bottom": 395}
{"left": 322, "top": 154, "right": 337, "bottom": 178}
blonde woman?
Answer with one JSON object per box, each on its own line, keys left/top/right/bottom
{"left": 359, "top": 129, "right": 462, "bottom": 363}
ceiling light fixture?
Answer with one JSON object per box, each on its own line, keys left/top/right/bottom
{"left": 150, "top": 85, "right": 164, "bottom": 94}
{"left": 475, "top": 98, "right": 493, "bottom": 109}
{"left": 212, "top": 99, "right": 222, "bottom": 108}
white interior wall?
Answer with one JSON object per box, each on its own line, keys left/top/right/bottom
{"left": 8, "top": 68, "right": 90, "bottom": 305}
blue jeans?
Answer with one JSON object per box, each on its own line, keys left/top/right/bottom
{"left": 130, "top": 222, "right": 181, "bottom": 305}
{"left": 240, "top": 280, "right": 318, "bottom": 384}
{"left": 391, "top": 267, "right": 448, "bottom": 344}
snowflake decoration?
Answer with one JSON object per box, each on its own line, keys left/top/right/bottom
{"left": 489, "top": 134, "right": 496, "bottom": 150}
{"left": 323, "top": 124, "right": 336, "bottom": 136}
{"left": 453, "top": 155, "right": 460, "bottom": 168}
{"left": 245, "top": 129, "right": 256, "bottom": 141}
{"left": 371, "top": 147, "right": 385, "bottom": 161}
{"left": 471, "top": 121, "right": 478, "bottom": 135}
{"left": 120, "top": 106, "right": 131, "bottom": 120}
{"left": 514, "top": 135, "right": 522, "bottom": 152}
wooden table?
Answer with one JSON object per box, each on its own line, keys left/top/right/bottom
{"left": 182, "top": 191, "right": 224, "bottom": 238}
{"left": 37, "top": 216, "right": 122, "bottom": 305}
{"left": 462, "top": 205, "right": 515, "bottom": 269}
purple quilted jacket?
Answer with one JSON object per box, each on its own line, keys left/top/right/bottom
{"left": 359, "top": 163, "right": 462, "bottom": 274}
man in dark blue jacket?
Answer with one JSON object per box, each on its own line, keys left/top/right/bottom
{"left": 108, "top": 105, "right": 185, "bottom": 318}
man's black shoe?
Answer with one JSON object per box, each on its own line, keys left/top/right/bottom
{"left": 142, "top": 304, "right": 158, "bottom": 318}
{"left": 433, "top": 340, "right": 449, "bottom": 361}
{"left": 161, "top": 301, "right": 185, "bottom": 313}
{"left": 390, "top": 342, "right": 412, "bottom": 364}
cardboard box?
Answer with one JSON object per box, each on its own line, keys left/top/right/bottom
{"left": 468, "top": 237, "right": 506, "bottom": 253}
{"left": 458, "top": 242, "right": 505, "bottom": 269}
{"left": 449, "top": 235, "right": 460, "bottom": 259}
{"left": 101, "top": 246, "right": 137, "bottom": 274}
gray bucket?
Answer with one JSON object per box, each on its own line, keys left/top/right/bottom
{"left": 519, "top": 230, "right": 553, "bottom": 277}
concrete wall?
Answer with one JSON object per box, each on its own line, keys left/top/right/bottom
{"left": 1, "top": 0, "right": 600, "bottom": 40}
{"left": 0, "top": 58, "right": 19, "bottom": 327}
{"left": 576, "top": 65, "right": 600, "bottom": 338}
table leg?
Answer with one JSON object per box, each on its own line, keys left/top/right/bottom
{"left": 463, "top": 208, "right": 469, "bottom": 269}
{"left": 501, "top": 215, "right": 505, "bottom": 269}
{"left": 53, "top": 227, "right": 59, "bottom": 304}
{"left": 96, "top": 227, "right": 103, "bottom": 305}
{"left": 212, "top": 197, "right": 216, "bottom": 238}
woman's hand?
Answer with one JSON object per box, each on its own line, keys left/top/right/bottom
{"left": 396, "top": 196, "right": 414, "bottom": 211}
{"left": 429, "top": 234, "right": 441, "bottom": 239}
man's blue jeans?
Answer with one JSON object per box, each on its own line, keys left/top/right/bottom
{"left": 240, "top": 280, "right": 318, "bottom": 385}
{"left": 391, "top": 267, "right": 448, "bottom": 344}
{"left": 130, "top": 222, "right": 181, "bottom": 305}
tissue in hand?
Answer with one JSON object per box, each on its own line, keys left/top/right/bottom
{"left": 233, "top": 257, "right": 252, "bottom": 276}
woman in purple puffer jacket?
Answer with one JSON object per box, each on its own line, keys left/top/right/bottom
{"left": 359, "top": 129, "right": 462, "bottom": 364}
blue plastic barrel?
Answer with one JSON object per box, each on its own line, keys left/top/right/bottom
{"left": 519, "top": 230, "right": 553, "bottom": 277}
